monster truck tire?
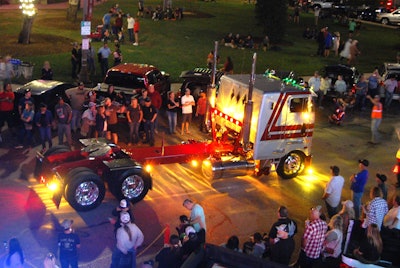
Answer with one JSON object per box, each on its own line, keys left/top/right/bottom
{"left": 112, "top": 170, "right": 151, "bottom": 204}
{"left": 65, "top": 171, "right": 106, "bottom": 211}
{"left": 277, "top": 150, "right": 305, "bottom": 179}
{"left": 64, "top": 167, "right": 95, "bottom": 200}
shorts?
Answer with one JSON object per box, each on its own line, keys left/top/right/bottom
{"left": 182, "top": 113, "right": 192, "bottom": 124}
{"left": 107, "top": 123, "right": 118, "bottom": 133}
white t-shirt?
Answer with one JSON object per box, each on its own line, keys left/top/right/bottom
{"left": 127, "top": 17, "right": 134, "bottom": 29}
{"left": 181, "top": 94, "right": 194, "bottom": 114}
{"left": 325, "top": 175, "right": 344, "bottom": 207}
{"left": 308, "top": 76, "right": 321, "bottom": 92}
{"left": 383, "top": 206, "right": 400, "bottom": 230}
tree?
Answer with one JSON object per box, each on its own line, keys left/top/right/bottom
{"left": 255, "top": 0, "right": 288, "bottom": 44}
{"left": 18, "top": 0, "right": 36, "bottom": 44}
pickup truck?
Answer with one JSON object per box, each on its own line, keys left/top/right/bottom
{"left": 311, "top": 0, "right": 333, "bottom": 9}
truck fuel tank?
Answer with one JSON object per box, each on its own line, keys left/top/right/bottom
{"left": 202, "top": 157, "right": 255, "bottom": 179}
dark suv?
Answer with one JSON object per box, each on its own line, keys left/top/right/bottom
{"left": 179, "top": 67, "right": 224, "bottom": 99}
{"left": 98, "top": 63, "right": 170, "bottom": 97}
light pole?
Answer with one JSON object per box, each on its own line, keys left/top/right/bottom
{"left": 18, "top": 0, "right": 36, "bottom": 44}
{"left": 79, "top": 0, "right": 94, "bottom": 84}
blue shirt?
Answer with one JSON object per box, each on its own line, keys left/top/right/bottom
{"left": 351, "top": 169, "right": 368, "bottom": 193}
{"left": 98, "top": 46, "right": 111, "bottom": 59}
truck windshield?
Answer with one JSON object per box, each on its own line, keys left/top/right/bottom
{"left": 290, "top": 98, "right": 308, "bottom": 113}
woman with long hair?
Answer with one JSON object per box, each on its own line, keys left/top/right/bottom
{"left": 4, "top": 238, "right": 24, "bottom": 268}
{"left": 111, "top": 212, "right": 144, "bottom": 268}
{"left": 322, "top": 215, "right": 343, "bottom": 266}
{"left": 353, "top": 223, "right": 383, "bottom": 264}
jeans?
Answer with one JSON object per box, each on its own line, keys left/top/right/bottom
{"left": 355, "top": 94, "right": 366, "bottom": 110}
{"left": 371, "top": 118, "right": 381, "bottom": 143}
{"left": 166, "top": 111, "right": 177, "bottom": 134}
{"left": 143, "top": 121, "right": 155, "bottom": 145}
{"left": 385, "top": 91, "right": 394, "bottom": 109}
{"left": 18, "top": 126, "right": 33, "bottom": 146}
{"left": 110, "top": 248, "right": 136, "bottom": 268}
{"left": 128, "top": 28, "right": 134, "bottom": 42}
{"left": 325, "top": 200, "right": 339, "bottom": 218}
{"left": 60, "top": 256, "right": 78, "bottom": 268}
{"left": 71, "top": 110, "right": 82, "bottom": 132}
{"left": 352, "top": 191, "right": 363, "bottom": 220}
{"left": 129, "top": 121, "right": 140, "bottom": 143}
{"left": 58, "top": 123, "right": 72, "bottom": 145}
{"left": 100, "top": 58, "right": 109, "bottom": 77}
{"left": 39, "top": 126, "right": 52, "bottom": 149}
{"left": 298, "top": 250, "right": 321, "bottom": 268}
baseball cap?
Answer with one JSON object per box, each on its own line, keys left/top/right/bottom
{"left": 89, "top": 102, "right": 96, "bottom": 108}
{"left": 61, "top": 219, "right": 73, "bottom": 230}
{"left": 359, "top": 159, "right": 369, "bottom": 167}
{"left": 120, "top": 211, "right": 131, "bottom": 224}
{"left": 25, "top": 88, "right": 31, "bottom": 93}
{"left": 119, "top": 199, "right": 128, "bottom": 208}
{"left": 342, "top": 200, "right": 354, "bottom": 209}
{"left": 376, "top": 173, "right": 387, "bottom": 182}
{"left": 144, "top": 97, "right": 151, "bottom": 102}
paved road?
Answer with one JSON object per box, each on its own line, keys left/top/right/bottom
{"left": 0, "top": 99, "right": 400, "bottom": 267}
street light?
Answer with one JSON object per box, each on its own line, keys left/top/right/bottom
{"left": 18, "top": 0, "right": 36, "bottom": 44}
{"left": 19, "top": 0, "right": 36, "bottom": 17}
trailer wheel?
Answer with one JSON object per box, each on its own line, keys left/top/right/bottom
{"left": 112, "top": 170, "right": 150, "bottom": 204}
{"left": 277, "top": 151, "right": 305, "bottom": 179}
{"left": 65, "top": 171, "right": 105, "bottom": 211}
{"left": 34, "top": 145, "right": 72, "bottom": 178}
{"left": 64, "top": 167, "right": 94, "bottom": 200}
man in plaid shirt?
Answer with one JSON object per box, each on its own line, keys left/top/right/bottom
{"left": 298, "top": 205, "right": 328, "bottom": 267}
{"left": 363, "top": 186, "right": 388, "bottom": 230}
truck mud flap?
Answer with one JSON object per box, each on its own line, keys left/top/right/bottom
{"left": 52, "top": 191, "right": 62, "bottom": 209}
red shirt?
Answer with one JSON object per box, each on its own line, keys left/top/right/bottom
{"left": 0, "top": 91, "right": 15, "bottom": 112}
{"left": 134, "top": 21, "right": 140, "bottom": 32}
{"left": 196, "top": 97, "right": 207, "bottom": 115}
{"left": 148, "top": 91, "right": 162, "bottom": 109}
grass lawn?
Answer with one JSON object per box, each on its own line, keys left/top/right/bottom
{"left": 1, "top": 0, "right": 399, "bottom": 85}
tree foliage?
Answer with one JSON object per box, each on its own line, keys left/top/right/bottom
{"left": 255, "top": 0, "right": 288, "bottom": 44}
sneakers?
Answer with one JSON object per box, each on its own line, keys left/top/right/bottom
{"left": 133, "top": 42, "right": 139, "bottom": 46}
{"left": 14, "top": 145, "right": 23, "bottom": 149}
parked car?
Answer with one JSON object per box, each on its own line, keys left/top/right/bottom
{"left": 179, "top": 67, "right": 224, "bottom": 99}
{"left": 378, "top": 62, "right": 400, "bottom": 100}
{"left": 357, "top": 7, "right": 388, "bottom": 21}
{"left": 97, "top": 63, "right": 171, "bottom": 98}
{"left": 311, "top": 0, "right": 334, "bottom": 9}
{"left": 376, "top": 8, "right": 400, "bottom": 25}
{"left": 14, "top": 80, "right": 74, "bottom": 113}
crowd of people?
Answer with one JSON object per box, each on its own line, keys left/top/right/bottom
{"left": 306, "top": 67, "right": 398, "bottom": 145}
{"left": 3, "top": 183, "right": 397, "bottom": 268}
{"left": 0, "top": 78, "right": 211, "bottom": 152}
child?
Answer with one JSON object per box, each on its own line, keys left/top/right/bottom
{"left": 95, "top": 105, "right": 107, "bottom": 138}
{"left": 176, "top": 215, "right": 190, "bottom": 241}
